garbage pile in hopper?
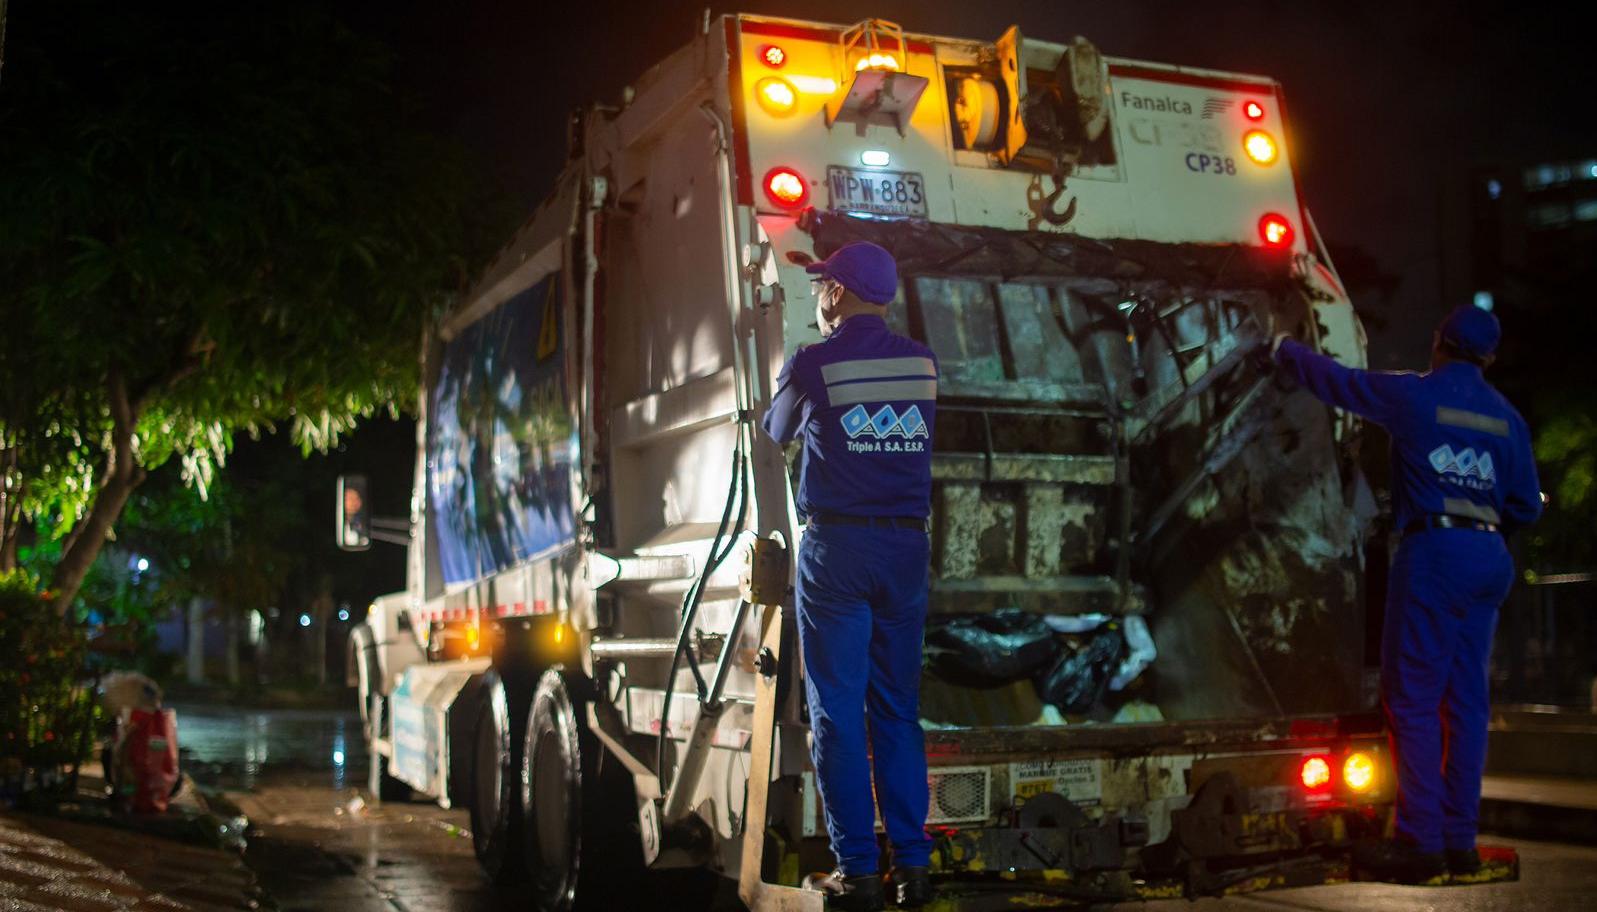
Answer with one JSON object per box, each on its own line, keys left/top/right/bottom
{"left": 923, "top": 608, "right": 1157, "bottom": 725}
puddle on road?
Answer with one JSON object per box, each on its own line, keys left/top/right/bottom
{"left": 169, "top": 702, "right": 364, "bottom": 792}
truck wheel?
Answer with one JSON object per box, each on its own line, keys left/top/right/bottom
{"left": 470, "top": 672, "right": 525, "bottom": 882}
{"left": 521, "top": 668, "right": 641, "bottom": 911}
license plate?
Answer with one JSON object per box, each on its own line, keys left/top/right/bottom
{"left": 825, "top": 166, "right": 928, "bottom": 218}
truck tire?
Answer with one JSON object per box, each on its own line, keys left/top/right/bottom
{"left": 470, "top": 671, "right": 525, "bottom": 883}
{"left": 520, "top": 668, "right": 643, "bottom": 911}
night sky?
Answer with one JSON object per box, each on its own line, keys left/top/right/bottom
{"left": 347, "top": 0, "right": 1597, "bottom": 367}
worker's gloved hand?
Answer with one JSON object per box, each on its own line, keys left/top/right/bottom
{"left": 1249, "top": 334, "right": 1282, "bottom": 376}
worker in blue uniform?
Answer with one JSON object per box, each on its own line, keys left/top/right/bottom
{"left": 1273, "top": 305, "right": 1541, "bottom": 882}
{"left": 763, "top": 242, "right": 938, "bottom": 911}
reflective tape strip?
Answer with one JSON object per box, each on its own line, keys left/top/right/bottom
{"left": 827, "top": 378, "right": 938, "bottom": 406}
{"left": 1443, "top": 498, "right": 1502, "bottom": 523}
{"left": 1437, "top": 406, "right": 1509, "bottom": 438}
{"left": 820, "top": 357, "right": 936, "bottom": 385}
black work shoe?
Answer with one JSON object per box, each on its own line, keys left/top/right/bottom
{"left": 889, "top": 866, "right": 934, "bottom": 907}
{"left": 1353, "top": 838, "right": 1446, "bottom": 883}
{"left": 1446, "top": 847, "right": 1482, "bottom": 875}
{"left": 803, "top": 869, "right": 885, "bottom": 912}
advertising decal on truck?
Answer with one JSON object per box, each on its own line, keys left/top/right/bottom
{"left": 426, "top": 273, "right": 575, "bottom": 585}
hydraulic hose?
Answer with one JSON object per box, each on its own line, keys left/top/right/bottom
{"left": 656, "top": 441, "right": 748, "bottom": 792}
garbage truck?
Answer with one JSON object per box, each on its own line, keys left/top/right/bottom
{"left": 343, "top": 13, "right": 1517, "bottom": 910}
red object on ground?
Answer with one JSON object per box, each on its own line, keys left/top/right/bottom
{"left": 117, "top": 708, "right": 179, "bottom": 813}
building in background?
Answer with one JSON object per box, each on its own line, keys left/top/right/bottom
{"left": 1466, "top": 156, "right": 1597, "bottom": 322}
{"left": 1462, "top": 155, "right": 1597, "bottom": 708}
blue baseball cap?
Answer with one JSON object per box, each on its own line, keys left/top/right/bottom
{"left": 1438, "top": 304, "right": 1501, "bottom": 359}
{"left": 805, "top": 241, "right": 898, "bottom": 304}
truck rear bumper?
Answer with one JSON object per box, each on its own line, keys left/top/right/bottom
{"left": 916, "top": 843, "right": 1519, "bottom": 909}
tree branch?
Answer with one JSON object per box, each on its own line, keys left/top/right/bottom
{"left": 132, "top": 327, "right": 214, "bottom": 416}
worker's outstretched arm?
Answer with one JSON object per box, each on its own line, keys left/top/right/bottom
{"left": 1273, "top": 337, "right": 1414, "bottom": 427}
{"left": 763, "top": 355, "right": 808, "bottom": 444}
{"left": 1501, "top": 414, "right": 1544, "bottom": 530}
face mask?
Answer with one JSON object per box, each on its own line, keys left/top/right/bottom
{"left": 813, "top": 280, "right": 841, "bottom": 337}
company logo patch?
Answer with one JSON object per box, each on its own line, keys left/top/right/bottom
{"left": 841, "top": 403, "right": 927, "bottom": 440}
{"left": 1429, "top": 444, "right": 1496, "bottom": 487}
{"left": 1200, "top": 97, "right": 1234, "bottom": 119}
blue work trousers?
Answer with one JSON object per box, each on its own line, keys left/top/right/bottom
{"left": 1382, "top": 528, "right": 1514, "bottom": 854}
{"left": 795, "top": 520, "right": 933, "bottom": 876}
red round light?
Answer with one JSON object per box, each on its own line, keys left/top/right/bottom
{"left": 1243, "top": 100, "right": 1265, "bottom": 121}
{"left": 1259, "top": 213, "right": 1294, "bottom": 249}
{"left": 764, "top": 167, "right": 809, "bottom": 208}
{"left": 1300, "top": 756, "right": 1332, "bottom": 790}
{"left": 760, "top": 44, "right": 786, "bottom": 68}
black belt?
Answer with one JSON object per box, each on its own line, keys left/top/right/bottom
{"left": 1404, "top": 514, "right": 1499, "bottom": 535}
{"left": 809, "top": 512, "right": 929, "bottom": 532}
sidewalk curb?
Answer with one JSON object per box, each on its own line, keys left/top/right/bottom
{"left": 1481, "top": 798, "right": 1597, "bottom": 846}
{"left": 17, "top": 773, "right": 248, "bottom": 854}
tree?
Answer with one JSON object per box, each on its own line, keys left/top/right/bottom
{"left": 0, "top": 2, "right": 502, "bottom": 610}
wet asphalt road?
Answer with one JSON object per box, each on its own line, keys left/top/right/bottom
{"left": 172, "top": 702, "right": 1597, "bottom": 912}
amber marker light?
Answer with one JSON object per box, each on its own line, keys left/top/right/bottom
{"left": 755, "top": 77, "right": 799, "bottom": 117}
{"left": 1343, "top": 752, "right": 1377, "bottom": 793}
{"left": 1243, "top": 129, "right": 1278, "bottom": 165}
{"left": 855, "top": 53, "right": 900, "bottom": 71}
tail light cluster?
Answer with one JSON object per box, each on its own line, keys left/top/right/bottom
{"left": 1299, "top": 750, "right": 1379, "bottom": 796}
{"left": 1240, "top": 99, "right": 1277, "bottom": 165}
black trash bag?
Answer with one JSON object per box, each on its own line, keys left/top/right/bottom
{"left": 925, "top": 608, "right": 1060, "bottom": 687}
{"left": 1033, "top": 625, "right": 1126, "bottom": 714}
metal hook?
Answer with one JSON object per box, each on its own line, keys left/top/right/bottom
{"left": 1040, "top": 170, "right": 1078, "bottom": 226}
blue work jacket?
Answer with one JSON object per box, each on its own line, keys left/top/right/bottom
{"left": 1275, "top": 338, "right": 1541, "bottom": 531}
{"left": 762, "top": 315, "right": 938, "bottom": 518}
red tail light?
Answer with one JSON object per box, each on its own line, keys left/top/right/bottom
{"left": 1259, "top": 213, "right": 1294, "bottom": 249}
{"left": 760, "top": 44, "right": 786, "bottom": 68}
{"left": 1300, "top": 755, "right": 1332, "bottom": 791}
{"left": 1243, "top": 99, "right": 1265, "bottom": 121}
{"left": 764, "top": 167, "right": 809, "bottom": 208}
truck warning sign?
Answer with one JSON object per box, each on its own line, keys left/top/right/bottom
{"left": 1010, "top": 758, "right": 1104, "bottom": 807}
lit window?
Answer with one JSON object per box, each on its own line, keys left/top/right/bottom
{"left": 1575, "top": 198, "right": 1597, "bottom": 222}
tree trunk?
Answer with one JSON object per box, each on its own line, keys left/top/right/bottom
{"left": 49, "top": 370, "right": 145, "bottom": 612}
{"left": 186, "top": 597, "right": 206, "bottom": 685}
